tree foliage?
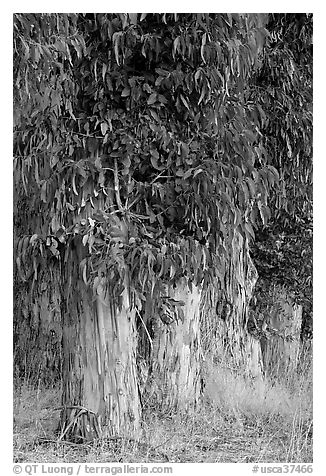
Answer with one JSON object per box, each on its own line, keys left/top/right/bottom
{"left": 13, "top": 14, "right": 312, "bottom": 335}
{"left": 253, "top": 13, "right": 312, "bottom": 219}
{"left": 14, "top": 13, "right": 281, "bottom": 316}
{"left": 249, "top": 14, "right": 313, "bottom": 337}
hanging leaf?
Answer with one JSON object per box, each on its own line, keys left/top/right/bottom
{"left": 147, "top": 93, "right": 157, "bottom": 105}
{"left": 112, "top": 32, "right": 121, "bottom": 65}
{"left": 101, "top": 122, "right": 109, "bottom": 135}
{"left": 201, "top": 33, "right": 207, "bottom": 63}
{"left": 121, "top": 87, "right": 130, "bottom": 97}
{"left": 180, "top": 94, "right": 189, "bottom": 110}
{"left": 72, "top": 172, "right": 78, "bottom": 196}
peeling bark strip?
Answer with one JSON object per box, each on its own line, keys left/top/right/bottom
{"left": 60, "top": 239, "right": 140, "bottom": 442}
{"left": 144, "top": 280, "right": 202, "bottom": 411}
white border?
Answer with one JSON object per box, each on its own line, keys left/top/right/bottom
{"left": 3, "top": 4, "right": 324, "bottom": 473}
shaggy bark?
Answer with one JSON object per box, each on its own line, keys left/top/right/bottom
{"left": 60, "top": 238, "right": 141, "bottom": 441}
{"left": 139, "top": 280, "right": 202, "bottom": 411}
{"left": 14, "top": 262, "right": 62, "bottom": 384}
{"left": 260, "top": 286, "right": 302, "bottom": 379}
{"left": 202, "top": 232, "right": 263, "bottom": 379}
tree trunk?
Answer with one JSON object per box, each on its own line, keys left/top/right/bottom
{"left": 202, "top": 232, "right": 263, "bottom": 379}
{"left": 14, "top": 258, "right": 62, "bottom": 385}
{"left": 260, "top": 286, "right": 302, "bottom": 379}
{"left": 60, "top": 238, "right": 141, "bottom": 442}
{"left": 140, "top": 279, "right": 202, "bottom": 412}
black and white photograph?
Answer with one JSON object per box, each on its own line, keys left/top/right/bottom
{"left": 12, "top": 9, "right": 313, "bottom": 469}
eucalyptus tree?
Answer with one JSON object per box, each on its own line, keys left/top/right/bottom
{"left": 250, "top": 13, "right": 313, "bottom": 341}
{"left": 14, "top": 13, "right": 282, "bottom": 441}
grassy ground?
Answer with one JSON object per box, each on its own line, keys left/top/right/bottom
{"left": 13, "top": 357, "right": 312, "bottom": 463}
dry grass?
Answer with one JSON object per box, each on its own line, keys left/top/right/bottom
{"left": 13, "top": 352, "right": 312, "bottom": 464}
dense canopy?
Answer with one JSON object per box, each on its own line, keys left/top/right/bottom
{"left": 13, "top": 12, "right": 312, "bottom": 337}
